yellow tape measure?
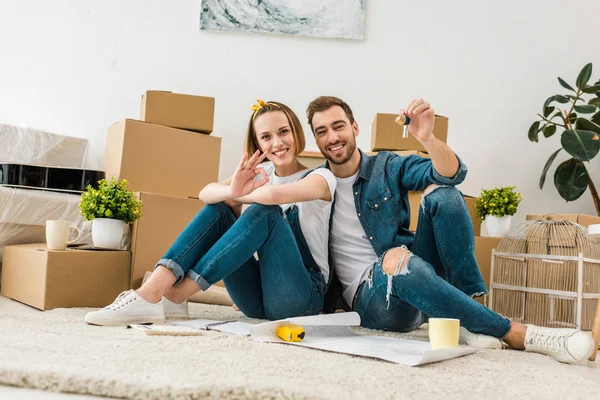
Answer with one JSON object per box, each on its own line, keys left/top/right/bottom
{"left": 276, "top": 324, "right": 305, "bottom": 342}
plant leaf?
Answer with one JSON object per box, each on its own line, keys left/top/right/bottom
{"left": 576, "top": 63, "right": 593, "bottom": 89}
{"left": 550, "top": 110, "right": 563, "bottom": 121}
{"left": 560, "top": 129, "right": 600, "bottom": 161}
{"left": 539, "top": 148, "right": 562, "bottom": 189}
{"left": 543, "top": 96, "right": 555, "bottom": 109}
{"left": 589, "top": 98, "right": 600, "bottom": 107}
{"left": 574, "top": 105, "right": 598, "bottom": 114}
{"left": 582, "top": 84, "right": 600, "bottom": 94}
{"left": 543, "top": 125, "right": 557, "bottom": 138}
{"left": 554, "top": 159, "right": 588, "bottom": 201}
{"left": 544, "top": 106, "right": 555, "bottom": 117}
{"left": 528, "top": 121, "right": 540, "bottom": 142}
{"left": 593, "top": 111, "right": 600, "bottom": 125}
{"left": 553, "top": 95, "right": 570, "bottom": 104}
{"left": 575, "top": 118, "right": 600, "bottom": 134}
{"left": 558, "top": 77, "right": 575, "bottom": 91}
{"left": 569, "top": 112, "right": 578, "bottom": 124}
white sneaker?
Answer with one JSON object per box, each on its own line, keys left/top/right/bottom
{"left": 163, "top": 297, "right": 188, "bottom": 318}
{"left": 85, "top": 290, "right": 164, "bottom": 326}
{"left": 459, "top": 327, "right": 504, "bottom": 349}
{"left": 524, "top": 325, "right": 595, "bottom": 364}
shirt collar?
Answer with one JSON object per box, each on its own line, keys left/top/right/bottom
{"left": 322, "top": 148, "right": 373, "bottom": 181}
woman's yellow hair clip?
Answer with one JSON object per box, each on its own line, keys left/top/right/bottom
{"left": 251, "top": 99, "right": 279, "bottom": 120}
{"left": 251, "top": 99, "right": 267, "bottom": 112}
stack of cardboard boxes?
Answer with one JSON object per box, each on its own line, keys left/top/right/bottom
{"left": 1, "top": 91, "right": 221, "bottom": 310}
{"left": 106, "top": 91, "right": 221, "bottom": 289}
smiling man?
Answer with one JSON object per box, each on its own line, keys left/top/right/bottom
{"left": 305, "top": 95, "right": 595, "bottom": 364}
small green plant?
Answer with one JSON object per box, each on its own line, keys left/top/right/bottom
{"left": 79, "top": 178, "right": 142, "bottom": 224}
{"left": 475, "top": 186, "right": 523, "bottom": 221}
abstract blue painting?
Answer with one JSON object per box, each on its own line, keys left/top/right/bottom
{"left": 200, "top": 0, "right": 365, "bottom": 40}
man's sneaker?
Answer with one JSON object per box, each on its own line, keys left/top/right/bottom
{"left": 163, "top": 297, "right": 188, "bottom": 318}
{"left": 459, "top": 327, "right": 504, "bottom": 349}
{"left": 524, "top": 325, "right": 595, "bottom": 364}
{"left": 84, "top": 290, "right": 164, "bottom": 326}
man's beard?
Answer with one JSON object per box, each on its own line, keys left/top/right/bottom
{"left": 322, "top": 138, "right": 356, "bottom": 165}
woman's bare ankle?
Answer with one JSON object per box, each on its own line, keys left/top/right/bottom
{"left": 503, "top": 322, "right": 527, "bottom": 350}
{"left": 163, "top": 289, "right": 185, "bottom": 305}
{"left": 135, "top": 286, "right": 163, "bottom": 304}
{"left": 135, "top": 266, "right": 178, "bottom": 303}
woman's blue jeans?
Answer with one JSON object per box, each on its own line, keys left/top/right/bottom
{"left": 157, "top": 203, "right": 325, "bottom": 321}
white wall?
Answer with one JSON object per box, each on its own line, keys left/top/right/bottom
{"left": 1, "top": 0, "right": 599, "bottom": 222}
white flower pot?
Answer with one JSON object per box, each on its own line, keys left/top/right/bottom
{"left": 483, "top": 215, "right": 512, "bottom": 237}
{"left": 92, "top": 218, "right": 128, "bottom": 249}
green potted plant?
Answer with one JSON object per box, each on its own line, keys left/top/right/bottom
{"left": 528, "top": 62, "right": 600, "bottom": 216}
{"left": 475, "top": 186, "right": 523, "bottom": 237}
{"left": 79, "top": 178, "right": 143, "bottom": 249}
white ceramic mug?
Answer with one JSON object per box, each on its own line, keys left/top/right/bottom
{"left": 46, "top": 220, "right": 81, "bottom": 250}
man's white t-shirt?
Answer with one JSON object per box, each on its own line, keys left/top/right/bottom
{"left": 330, "top": 171, "right": 378, "bottom": 307}
{"left": 258, "top": 162, "right": 336, "bottom": 283}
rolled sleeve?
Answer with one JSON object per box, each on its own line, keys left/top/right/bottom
{"left": 432, "top": 155, "right": 468, "bottom": 186}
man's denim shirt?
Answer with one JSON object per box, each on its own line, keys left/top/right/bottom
{"left": 325, "top": 149, "right": 468, "bottom": 257}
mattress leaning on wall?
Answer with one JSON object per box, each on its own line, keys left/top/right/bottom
{"left": 0, "top": 123, "right": 93, "bottom": 281}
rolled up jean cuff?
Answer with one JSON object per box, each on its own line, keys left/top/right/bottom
{"left": 186, "top": 270, "right": 211, "bottom": 291}
{"left": 155, "top": 259, "right": 185, "bottom": 283}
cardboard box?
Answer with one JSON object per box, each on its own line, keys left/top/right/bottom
{"left": 104, "top": 119, "right": 221, "bottom": 199}
{"left": 463, "top": 196, "right": 481, "bottom": 236}
{"left": 1, "top": 244, "right": 130, "bottom": 310}
{"left": 297, "top": 151, "right": 327, "bottom": 169}
{"left": 526, "top": 214, "right": 600, "bottom": 229}
{"left": 129, "top": 192, "right": 224, "bottom": 289}
{"left": 371, "top": 114, "right": 448, "bottom": 152}
{"left": 408, "top": 191, "right": 481, "bottom": 235}
{"left": 130, "top": 192, "right": 205, "bottom": 289}
{"left": 474, "top": 236, "right": 502, "bottom": 289}
{"left": 140, "top": 91, "right": 215, "bottom": 134}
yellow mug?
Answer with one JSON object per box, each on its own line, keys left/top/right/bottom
{"left": 428, "top": 318, "right": 460, "bottom": 350}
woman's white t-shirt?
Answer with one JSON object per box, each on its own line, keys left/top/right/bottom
{"left": 257, "top": 162, "right": 336, "bottom": 283}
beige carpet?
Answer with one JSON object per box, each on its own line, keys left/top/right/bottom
{"left": 0, "top": 303, "right": 597, "bottom": 400}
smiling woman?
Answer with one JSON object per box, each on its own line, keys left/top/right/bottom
{"left": 245, "top": 100, "right": 306, "bottom": 177}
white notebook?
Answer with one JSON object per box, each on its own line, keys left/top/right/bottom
{"left": 128, "top": 324, "right": 203, "bottom": 336}
{"left": 172, "top": 319, "right": 252, "bottom": 336}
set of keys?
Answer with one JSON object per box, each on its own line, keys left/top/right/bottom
{"left": 395, "top": 114, "right": 411, "bottom": 138}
